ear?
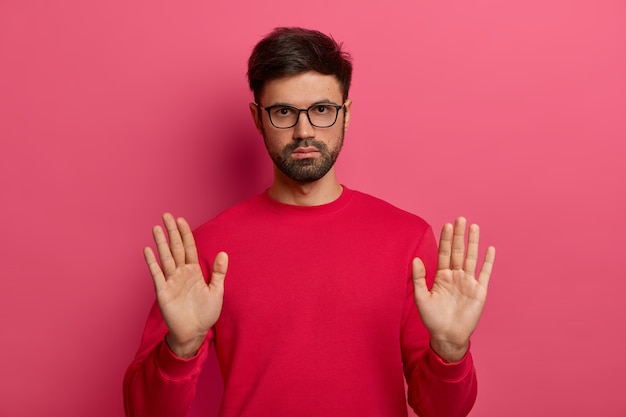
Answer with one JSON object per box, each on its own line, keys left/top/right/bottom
{"left": 342, "top": 98, "right": 352, "bottom": 132}
{"left": 249, "top": 103, "right": 263, "bottom": 134}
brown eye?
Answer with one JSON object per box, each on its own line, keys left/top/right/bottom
{"left": 272, "top": 106, "right": 296, "bottom": 117}
{"left": 314, "top": 105, "right": 330, "bottom": 114}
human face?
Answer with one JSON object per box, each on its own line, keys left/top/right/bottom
{"left": 250, "top": 71, "right": 351, "bottom": 183}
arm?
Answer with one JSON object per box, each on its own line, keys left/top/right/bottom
{"left": 123, "top": 213, "right": 228, "bottom": 417}
{"left": 404, "top": 218, "right": 496, "bottom": 417}
{"left": 122, "top": 303, "right": 212, "bottom": 417}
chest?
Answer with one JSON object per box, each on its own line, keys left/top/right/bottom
{"left": 214, "top": 220, "right": 413, "bottom": 342}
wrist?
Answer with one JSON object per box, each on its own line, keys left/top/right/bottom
{"left": 430, "top": 339, "right": 470, "bottom": 363}
{"left": 165, "top": 333, "right": 205, "bottom": 359}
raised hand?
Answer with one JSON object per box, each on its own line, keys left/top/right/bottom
{"left": 412, "top": 217, "right": 495, "bottom": 363}
{"left": 143, "top": 213, "right": 228, "bottom": 359}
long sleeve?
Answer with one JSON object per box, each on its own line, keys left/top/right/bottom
{"left": 407, "top": 347, "right": 477, "bottom": 416}
{"left": 402, "top": 226, "right": 478, "bottom": 417}
{"left": 122, "top": 302, "right": 211, "bottom": 417}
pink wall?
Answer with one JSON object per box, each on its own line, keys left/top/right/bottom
{"left": 1, "top": 1, "right": 625, "bottom": 416}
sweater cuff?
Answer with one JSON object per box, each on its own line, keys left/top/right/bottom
{"left": 156, "top": 339, "right": 206, "bottom": 381}
{"left": 426, "top": 345, "right": 474, "bottom": 382}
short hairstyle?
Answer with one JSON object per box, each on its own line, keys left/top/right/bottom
{"left": 247, "top": 27, "right": 353, "bottom": 102}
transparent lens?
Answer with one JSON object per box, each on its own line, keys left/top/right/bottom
{"left": 269, "top": 106, "right": 297, "bottom": 128}
{"left": 308, "top": 105, "right": 338, "bottom": 127}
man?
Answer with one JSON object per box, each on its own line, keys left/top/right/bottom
{"left": 123, "top": 27, "right": 496, "bottom": 417}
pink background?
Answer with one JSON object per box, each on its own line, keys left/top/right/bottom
{"left": 1, "top": 0, "right": 625, "bottom": 416}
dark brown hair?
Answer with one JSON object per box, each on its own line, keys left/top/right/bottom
{"left": 247, "top": 27, "right": 353, "bottom": 102}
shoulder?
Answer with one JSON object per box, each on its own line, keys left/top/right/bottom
{"left": 348, "top": 188, "right": 431, "bottom": 231}
{"left": 344, "top": 188, "right": 437, "bottom": 261}
{"left": 193, "top": 192, "right": 266, "bottom": 239}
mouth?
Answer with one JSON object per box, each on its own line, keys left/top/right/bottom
{"left": 291, "top": 146, "right": 321, "bottom": 159}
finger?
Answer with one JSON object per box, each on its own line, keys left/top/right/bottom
{"left": 163, "top": 213, "right": 185, "bottom": 266}
{"left": 209, "top": 251, "right": 229, "bottom": 290}
{"left": 437, "top": 223, "right": 453, "bottom": 271}
{"left": 144, "top": 247, "right": 165, "bottom": 292}
{"left": 153, "top": 224, "right": 176, "bottom": 275}
{"left": 477, "top": 246, "right": 496, "bottom": 288}
{"left": 177, "top": 217, "right": 199, "bottom": 264}
{"left": 412, "top": 257, "right": 429, "bottom": 304}
{"left": 450, "top": 217, "right": 467, "bottom": 270}
{"left": 464, "top": 224, "right": 480, "bottom": 277}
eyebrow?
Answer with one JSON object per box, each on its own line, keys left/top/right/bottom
{"left": 267, "top": 99, "right": 342, "bottom": 108}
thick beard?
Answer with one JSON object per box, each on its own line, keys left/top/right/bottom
{"left": 265, "top": 135, "right": 343, "bottom": 183}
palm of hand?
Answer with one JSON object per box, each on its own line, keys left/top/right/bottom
{"left": 156, "top": 262, "right": 222, "bottom": 344}
{"left": 144, "top": 213, "right": 228, "bottom": 356}
{"left": 413, "top": 217, "right": 495, "bottom": 361}
{"left": 418, "top": 266, "right": 487, "bottom": 346}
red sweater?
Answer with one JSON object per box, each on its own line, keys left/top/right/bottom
{"left": 124, "top": 187, "right": 477, "bottom": 417}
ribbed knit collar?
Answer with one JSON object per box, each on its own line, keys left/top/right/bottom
{"left": 260, "top": 185, "right": 353, "bottom": 216}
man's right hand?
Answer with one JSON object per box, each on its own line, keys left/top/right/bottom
{"left": 143, "top": 213, "right": 228, "bottom": 359}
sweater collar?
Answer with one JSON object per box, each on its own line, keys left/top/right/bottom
{"left": 260, "top": 185, "right": 353, "bottom": 215}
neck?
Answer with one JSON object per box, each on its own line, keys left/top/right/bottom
{"left": 268, "top": 167, "right": 342, "bottom": 206}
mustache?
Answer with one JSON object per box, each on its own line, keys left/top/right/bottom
{"left": 284, "top": 139, "right": 327, "bottom": 153}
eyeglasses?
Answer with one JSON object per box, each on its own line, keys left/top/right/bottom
{"left": 256, "top": 103, "right": 345, "bottom": 129}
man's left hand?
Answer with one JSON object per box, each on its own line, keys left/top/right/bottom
{"left": 412, "top": 217, "right": 496, "bottom": 363}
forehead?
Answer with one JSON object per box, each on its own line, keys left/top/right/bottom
{"left": 260, "top": 71, "right": 342, "bottom": 106}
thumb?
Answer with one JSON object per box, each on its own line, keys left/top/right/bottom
{"left": 412, "top": 257, "right": 429, "bottom": 302}
{"left": 209, "top": 251, "right": 228, "bottom": 289}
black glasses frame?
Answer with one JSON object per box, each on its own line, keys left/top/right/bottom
{"left": 256, "top": 103, "right": 345, "bottom": 129}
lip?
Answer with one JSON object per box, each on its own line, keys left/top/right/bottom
{"left": 293, "top": 146, "right": 320, "bottom": 153}
{"left": 291, "top": 146, "right": 321, "bottom": 159}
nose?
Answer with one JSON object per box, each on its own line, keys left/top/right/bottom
{"left": 292, "top": 110, "right": 315, "bottom": 140}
